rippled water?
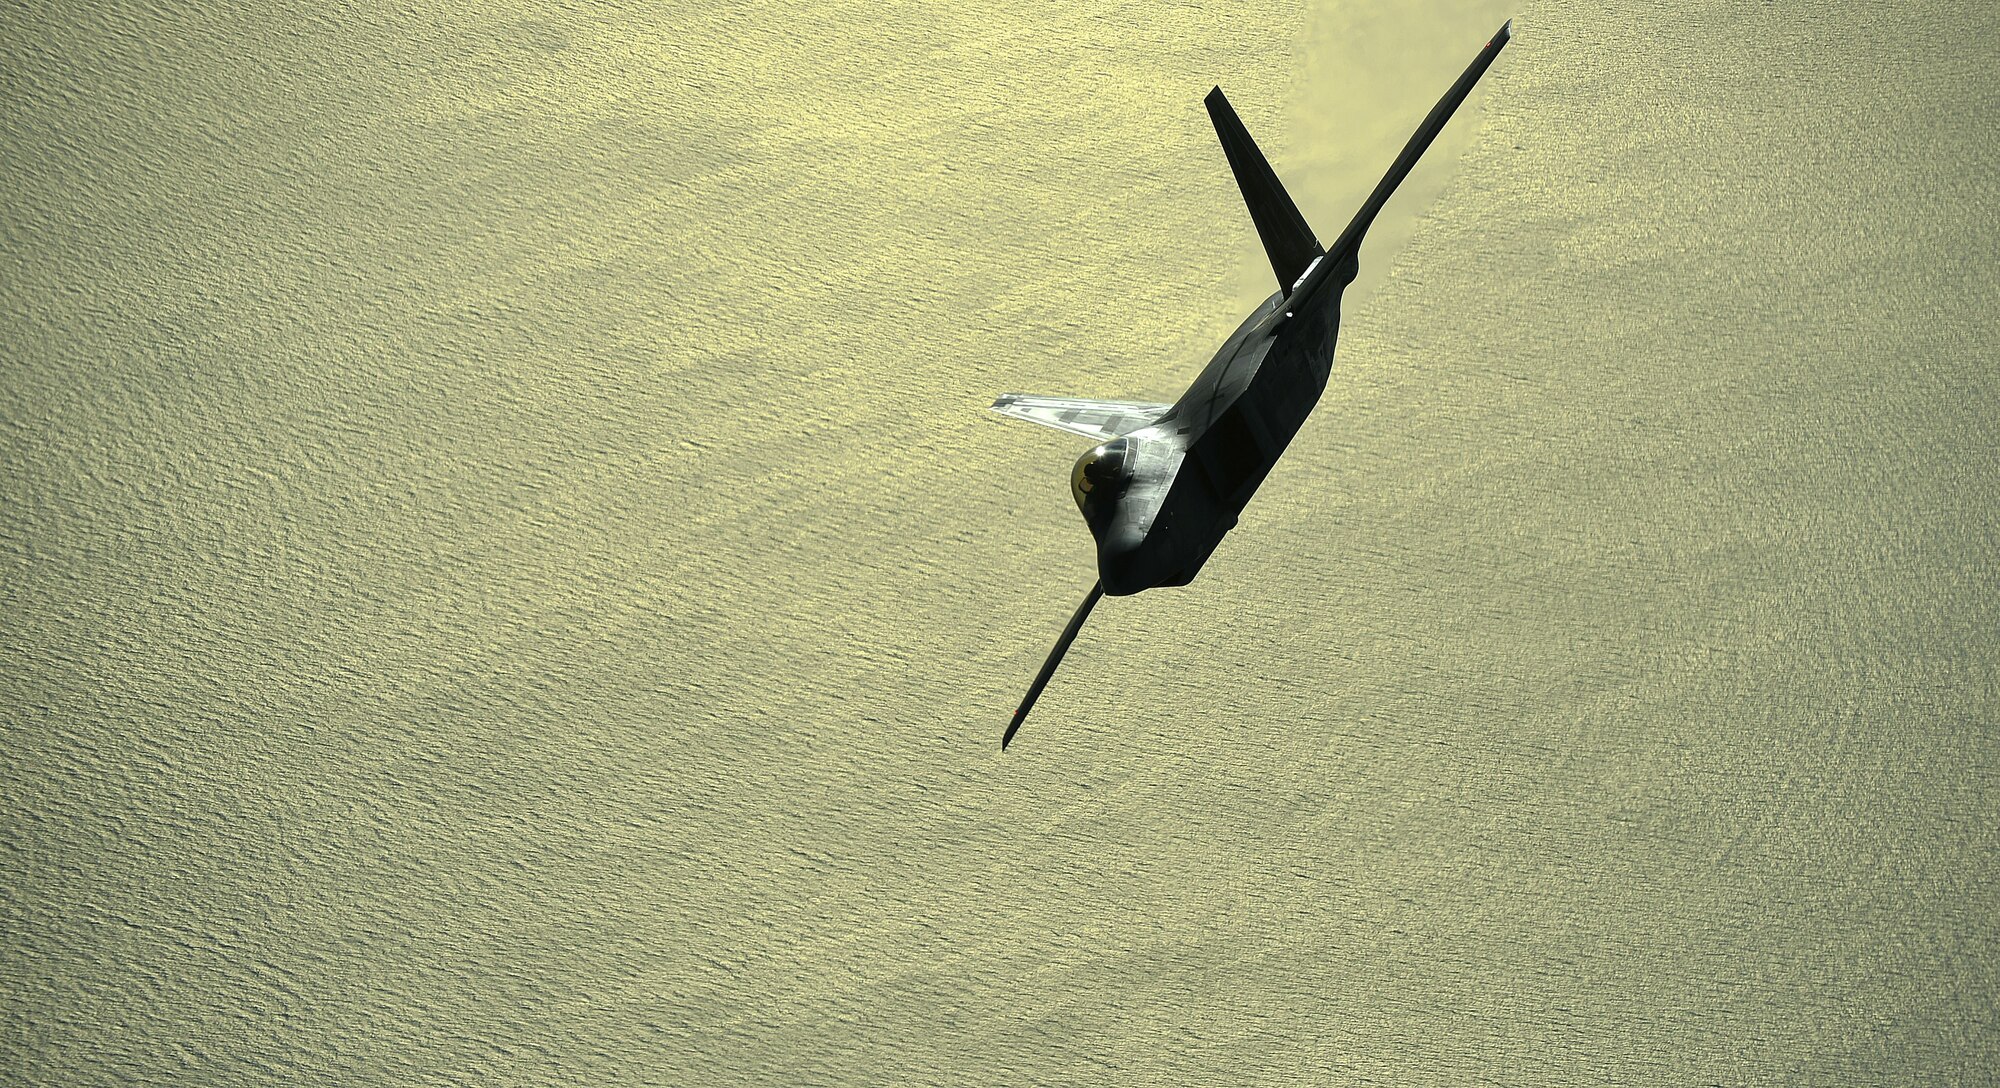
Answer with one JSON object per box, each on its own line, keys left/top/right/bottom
{"left": 5, "top": 1, "right": 1995, "bottom": 1082}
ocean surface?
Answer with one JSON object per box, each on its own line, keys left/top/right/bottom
{"left": 5, "top": 1, "right": 1996, "bottom": 1083}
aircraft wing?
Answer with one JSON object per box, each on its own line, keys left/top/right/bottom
{"left": 989, "top": 393, "right": 1173, "bottom": 441}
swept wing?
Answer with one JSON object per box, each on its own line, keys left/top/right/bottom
{"left": 989, "top": 394, "right": 1173, "bottom": 441}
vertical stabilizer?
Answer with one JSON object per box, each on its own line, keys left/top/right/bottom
{"left": 1206, "top": 88, "right": 1323, "bottom": 295}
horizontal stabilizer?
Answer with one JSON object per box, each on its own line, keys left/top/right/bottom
{"left": 1206, "top": 87, "right": 1323, "bottom": 295}
{"left": 990, "top": 394, "right": 1173, "bottom": 441}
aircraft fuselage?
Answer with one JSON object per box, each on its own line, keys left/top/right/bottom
{"left": 997, "top": 21, "right": 1511, "bottom": 746}
{"left": 1088, "top": 253, "right": 1358, "bottom": 595}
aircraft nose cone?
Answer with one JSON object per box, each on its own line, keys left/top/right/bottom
{"left": 1096, "top": 522, "right": 1154, "bottom": 596}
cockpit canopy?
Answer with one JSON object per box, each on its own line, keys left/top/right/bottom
{"left": 1070, "top": 438, "right": 1131, "bottom": 527}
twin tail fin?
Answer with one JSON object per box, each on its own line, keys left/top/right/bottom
{"left": 1207, "top": 19, "right": 1513, "bottom": 298}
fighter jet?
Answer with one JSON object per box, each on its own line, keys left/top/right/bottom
{"left": 993, "top": 21, "right": 1512, "bottom": 749}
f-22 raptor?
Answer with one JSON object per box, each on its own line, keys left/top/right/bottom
{"left": 993, "top": 21, "right": 1512, "bottom": 748}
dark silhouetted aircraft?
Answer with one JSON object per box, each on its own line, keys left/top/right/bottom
{"left": 993, "top": 20, "right": 1512, "bottom": 749}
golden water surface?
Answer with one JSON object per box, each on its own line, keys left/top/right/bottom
{"left": 5, "top": 0, "right": 1996, "bottom": 1082}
